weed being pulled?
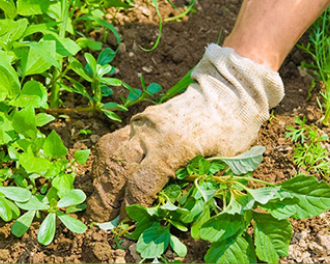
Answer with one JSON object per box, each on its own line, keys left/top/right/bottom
{"left": 102, "top": 146, "right": 330, "bottom": 263}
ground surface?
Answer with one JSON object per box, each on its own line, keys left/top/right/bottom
{"left": 1, "top": 0, "right": 330, "bottom": 263}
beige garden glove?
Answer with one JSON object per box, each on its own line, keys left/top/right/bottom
{"left": 86, "top": 43, "right": 284, "bottom": 222}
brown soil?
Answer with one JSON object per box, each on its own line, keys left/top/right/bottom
{"left": 1, "top": 0, "right": 330, "bottom": 263}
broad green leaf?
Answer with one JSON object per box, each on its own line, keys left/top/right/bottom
{"left": 176, "top": 168, "right": 189, "bottom": 180}
{"left": 76, "top": 38, "right": 102, "bottom": 51}
{"left": 57, "top": 189, "right": 86, "bottom": 208}
{"left": 84, "top": 53, "right": 97, "bottom": 77}
{"left": 66, "top": 203, "right": 87, "bottom": 213}
{"left": 160, "top": 201, "right": 179, "bottom": 211}
{"left": 137, "top": 223, "right": 171, "bottom": 259}
{"left": 43, "top": 34, "right": 81, "bottom": 57}
{"left": 260, "top": 197, "right": 298, "bottom": 220}
{"left": 68, "top": 57, "right": 93, "bottom": 82}
{"left": 195, "top": 180, "right": 217, "bottom": 202}
{"left": 243, "top": 233, "right": 257, "bottom": 263}
{"left": 200, "top": 213, "right": 244, "bottom": 242}
{"left": 19, "top": 40, "right": 59, "bottom": 77}
{"left": 248, "top": 187, "right": 280, "bottom": 205}
{"left": 180, "top": 199, "right": 204, "bottom": 223}
{"left": 132, "top": 219, "right": 155, "bottom": 240}
{"left": 147, "top": 83, "right": 162, "bottom": 94}
{"left": 127, "top": 88, "right": 142, "bottom": 102}
{"left": 168, "top": 219, "right": 188, "bottom": 232}
{"left": 126, "top": 204, "right": 153, "bottom": 222}
{"left": 101, "top": 78, "right": 122, "bottom": 86}
{"left": 163, "top": 184, "right": 181, "bottom": 201}
{"left": 0, "top": 19, "right": 28, "bottom": 42}
{"left": 5, "top": 199, "right": 20, "bottom": 219}
{"left": 101, "top": 86, "right": 113, "bottom": 96}
{"left": 36, "top": 113, "right": 55, "bottom": 127}
{"left": 52, "top": 173, "right": 75, "bottom": 198}
{"left": 56, "top": 211, "right": 87, "bottom": 233}
{"left": 187, "top": 155, "right": 205, "bottom": 175}
{"left": 19, "top": 152, "right": 51, "bottom": 174}
{"left": 97, "top": 47, "right": 116, "bottom": 65}
{"left": 211, "top": 146, "right": 265, "bottom": 175}
{"left": 10, "top": 80, "right": 48, "bottom": 109}
{"left": 101, "top": 109, "right": 122, "bottom": 122}
{"left": 225, "top": 193, "right": 254, "bottom": 215}
{"left": 12, "top": 210, "right": 36, "bottom": 237}
{"left": 0, "top": 113, "right": 15, "bottom": 144}
{"left": 209, "top": 161, "right": 227, "bottom": 174}
{"left": 205, "top": 236, "right": 250, "bottom": 264}
{"left": 280, "top": 175, "right": 330, "bottom": 219}
{"left": 97, "top": 64, "right": 112, "bottom": 77}
{"left": 17, "top": 0, "right": 50, "bottom": 16}
{"left": 74, "top": 149, "right": 91, "bottom": 165}
{"left": 0, "top": 51, "right": 20, "bottom": 100}
{"left": 46, "top": 1, "right": 73, "bottom": 34}
{"left": 22, "top": 22, "right": 60, "bottom": 38}
{"left": 253, "top": 212, "right": 292, "bottom": 263}
{"left": 0, "top": 197, "right": 12, "bottom": 221}
{"left": 43, "top": 130, "right": 68, "bottom": 159}
{"left": 191, "top": 205, "right": 210, "bottom": 240}
{"left": 170, "top": 235, "right": 187, "bottom": 257}
{"left": 0, "top": 0, "right": 17, "bottom": 18}
{"left": 0, "top": 186, "right": 31, "bottom": 202}
{"left": 12, "top": 107, "right": 37, "bottom": 139}
{"left": 37, "top": 212, "right": 56, "bottom": 246}
{"left": 16, "top": 196, "right": 49, "bottom": 210}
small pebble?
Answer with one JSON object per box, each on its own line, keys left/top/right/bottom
{"left": 90, "top": 135, "right": 100, "bottom": 143}
{"left": 142, "top": 66, "right": 153, "bottom": 73}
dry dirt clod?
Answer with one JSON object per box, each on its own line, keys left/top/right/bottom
{"left": 308, "top": 241, "right": 324, "bottom": 256}
{"left": 316, "top": 231, "right": 330, "bottom": 253}
{"left": 114, "top": 249, "right": 126, "bottom": 263}
{"left": 90, "top": 134, "right": 100, "bottom": 143}
{"left": 128, "top": 243, "right": 142, "bottom": 263}
{"left": 92, "top": 242, "right": 112, "bottom": 261}
{"left": 302, "top": 256, "right": 313, "bottom": 263}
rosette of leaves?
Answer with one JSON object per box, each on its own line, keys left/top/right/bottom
{"left": 12, "top": 189, "right": 87, "bottom": 246}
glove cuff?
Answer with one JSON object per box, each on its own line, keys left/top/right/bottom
{"left": 202, "top": 43, "right": 285, "bottom": 109}
{"left": 191, "top": 44, "right": 285, "bottom": 134}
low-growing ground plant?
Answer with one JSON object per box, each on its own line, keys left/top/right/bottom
{"left": 0, "top": 0, "right": 195, "bottom": 247}
{"left": 105, "top": 146, "right": 330, "bottom": 263}
{"left": 286, "top": 116, "right": 330, "bottom": 179}
{"left": 298, "top": 7, "right": 330, "bottom": 126}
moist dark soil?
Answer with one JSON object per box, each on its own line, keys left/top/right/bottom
{"left": 1, "top": 0, "right": 330, "bottom": 263}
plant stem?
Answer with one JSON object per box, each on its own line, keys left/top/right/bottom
{"left": 183, "top": 174, "right": 275, "bottom": 187}
{"left": 45, "top": 105, "right": 95, "bottom": 114}
{"left": 50, "top": 0, "right": 70, "bottom": 109}
{"left": 118, "top": 224, "right": 136, "bottom": 237}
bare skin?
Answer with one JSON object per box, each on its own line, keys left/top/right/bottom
{"left": 224, "top": 0, "right": 330, "bottom": 71}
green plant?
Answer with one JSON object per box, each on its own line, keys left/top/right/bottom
{"left": 286, "top": 116, "right": 330, "bottom": 179}
{"left": 298, "top": 7, "right": 330, "bottom": 125}
{"left": 117, "top": 146, "right": 330, "bottom": 263}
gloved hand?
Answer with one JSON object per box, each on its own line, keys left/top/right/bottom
{"left": 86, "top": 44, "right": 284, "bottom": 222}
